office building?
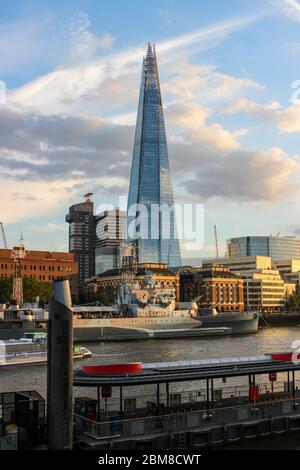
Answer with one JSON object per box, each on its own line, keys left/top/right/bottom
{"left": 126, "top": 43, "right": 181, "bottom": 267}
{"left": 226, "top": 236, "right": 300, "bottom": 260}
{"left": 202, "top": 256, "right": 272, "bottom": 273}
{"left": 242, "top": 268, "right": 285, "bottom": 312}
{"left": 0, "top": 248, "right": 78, "bottom": 298}
{"left": 274, "top": 259, "right": 300, "bottom": 284}
{"left": 65, "top": 193, "right": 95, "bottom": 286}
{"left": 95, "top": 209, "right": 126, "bottom": 275}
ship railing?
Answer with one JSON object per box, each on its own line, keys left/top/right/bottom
{"left": 74, "top": 396, "right": 300, "bottom": 441}
{"left": 76, "top": 379, "right": 300, "bottom": 417}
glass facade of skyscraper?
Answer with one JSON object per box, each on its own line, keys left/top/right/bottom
{"left": 127, "top": 44, "right": 181, "bottom": 266}
{"left": 226, "top": 236, "right": 300, "bottom": 260}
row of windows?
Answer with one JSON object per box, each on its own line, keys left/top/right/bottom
{"left": 0, "top": 274, "right": 73, "bottom": 281}
{"left": 0, "top": 264, "right": 72, "bottom": 272}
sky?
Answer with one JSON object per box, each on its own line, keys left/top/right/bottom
{"left": 0, "top": 0, "right": 300, "bottom": 262}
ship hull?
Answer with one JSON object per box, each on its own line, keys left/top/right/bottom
{"left": 72, "top": 313, "right": 259, "bottom": 342}
{"left": 0, "top": 313, "right": 259, "bottom": 342}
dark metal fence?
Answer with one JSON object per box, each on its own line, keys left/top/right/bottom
{"left": 74, "top": 396, "right": 300, "bottom": 441}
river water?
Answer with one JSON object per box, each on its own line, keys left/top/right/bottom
{"left": 1, "top": 326, "right": 300, "bottom": 449}
{"left": 1, "top": 326, "right": 300, "bottom": 396}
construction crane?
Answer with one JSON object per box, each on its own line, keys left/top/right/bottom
{"left": 214, "top": 225, "right": 219, "bottom": 259}
{"left": 0, "top": 222, "right": 7, "bottom": 249}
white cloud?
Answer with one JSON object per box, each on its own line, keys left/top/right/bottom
{"left": 163, "top": 63, "right": 263, "bottom": 104}
{"left": 166, "top": 102, "right": 246, "bottom": 152}
{"left": 278, "top": 102, "right": 300, "bottom": 132}
{"left": 0, "top": 179, "right": 78, "bottom": 224}
{"left": 269, "top": 0, "right": 300, "bottom": 22}
{"left": 66, "top": 12, "right": 115, "bottom": 62}
{"left": 3, "top": 11, "right": 296, "bottom": 228}
{"left": 183, "top": 147, "right": 299, "bottom": 202}
{"left": 8, "top": 15, "right": 260, "bottom": 114}
{"left": 98, "top": 33, "right": 115, "bottom": 49}
{"left": 223, "top": 98, "right": 300, "bottom": 133}
{"left": 223, "top": 98, "right": 281, "bottom": 119}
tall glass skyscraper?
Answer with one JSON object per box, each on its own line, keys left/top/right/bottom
{"left": 127, "top": 44, "right": 181, "bottom": 267}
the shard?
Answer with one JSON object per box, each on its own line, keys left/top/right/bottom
{"left": 127, "top": 43, "right": 182, "bottom": 267}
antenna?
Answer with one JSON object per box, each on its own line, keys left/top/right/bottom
{"left": 214, "top": 225, "right": 219, "bottom": 259}
{"left": 84, "top": 192, "right": 93, "bottom": 203}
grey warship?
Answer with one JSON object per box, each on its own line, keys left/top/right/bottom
{"left": 72, "top": 271, "right": 258, "bottom": 342}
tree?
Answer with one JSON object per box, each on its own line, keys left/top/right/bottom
{"left": 0, "top": 277, "right": 13, "bottom": 303}
{"left": 286, "top": 293, "right": 300, "bottom": 310}
{"left": 91, "top": 290, "right": 110, "bottom": 305}
{"left": 0, "top": 276, "right": 53, "bottom": 304}
{"left": 78, "top": 288, "right": 110, "bottom": 305}
{"left": 23, "top": 277, "right": 53, "bottom": 303}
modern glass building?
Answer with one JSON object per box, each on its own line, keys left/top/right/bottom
{"left": 226, "top": 236, "right": 300, "bottom": 260}
{"left": 127, "top": 43, "right": 181, "bottom": 267}
{"left": 95, "top": 209, "right": 126, "bottom": 274}
{"left": 65, "top": 193, "right": 95, "bottom": 285}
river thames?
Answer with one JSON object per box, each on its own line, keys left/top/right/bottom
{"left": 2, "top": 326, "right": 300, "bottom": 449}
{"left": 2, "top": 326, "right": 300, "bottom": 394}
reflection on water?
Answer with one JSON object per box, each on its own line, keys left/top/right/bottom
{"left": 1, "top": 327, "right": 300, "bottom": 449}
{"left": 1, "top": 326, "right": 299, "bottom": 396}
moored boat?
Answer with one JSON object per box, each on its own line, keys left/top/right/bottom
{"left": 0, "top": 332, "right": 92, "bottom": 366}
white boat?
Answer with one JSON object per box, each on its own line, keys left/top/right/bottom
{"left": 0, "top": 332, "right": 92, "bottom": 366}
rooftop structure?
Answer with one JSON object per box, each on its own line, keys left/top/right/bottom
{"left": 202, "top": 256, "right": 272, "bottom": 272}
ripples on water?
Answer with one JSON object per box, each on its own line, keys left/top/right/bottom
{"left": 1, "top": 327, "right": 299, "bottom": 397}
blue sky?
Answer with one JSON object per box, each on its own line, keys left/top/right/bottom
{"left": 0, "top": 0, "right": 300, "bottom": 262}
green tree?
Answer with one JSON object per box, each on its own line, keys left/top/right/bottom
{"left": 91, "top": 290, "right": 110, "bottom": 305}
{"left": 0, "top": 276, "right": 53, "bottom": 304}
{"left": 78, "top": 289, "right": 110, "bottom": 305}
{"left": 286, "top": 293, "right": 300, "bottom": 310}
{"left": 0, "top": 277, "right": 13, "bottom": 303}
{"left": 23, "top": 277, "right": 53, "bottom": 303}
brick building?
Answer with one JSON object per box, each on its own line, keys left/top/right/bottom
{"left": 179, "top": 265, "right": 244, "bottom": 312}
{"left": 0, "top": 248, "right": 78, "bottom": 299}
{"left": 85, "top": 263, "right": 180, "bottom": 303}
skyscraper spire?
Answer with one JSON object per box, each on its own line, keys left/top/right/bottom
{"left": 146, "top": 42, "right": 153, "bottom": 57}
{"left": 126, "top": 44, "right": 181, "bottom": 267}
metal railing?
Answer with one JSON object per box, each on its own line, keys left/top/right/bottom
{"left": 82, "top": 379, "right": 300, "bottom": 417}
{"left": 74, "top": 396, "right": 300, "bottom": 441}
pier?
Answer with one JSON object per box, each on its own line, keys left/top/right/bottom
{"left": 73, "top": 352, "right": 300, "bottom": 450}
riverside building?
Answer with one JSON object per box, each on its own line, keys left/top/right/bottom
{"left": 226, "top": 236, "right": 300, "bottom": 260}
